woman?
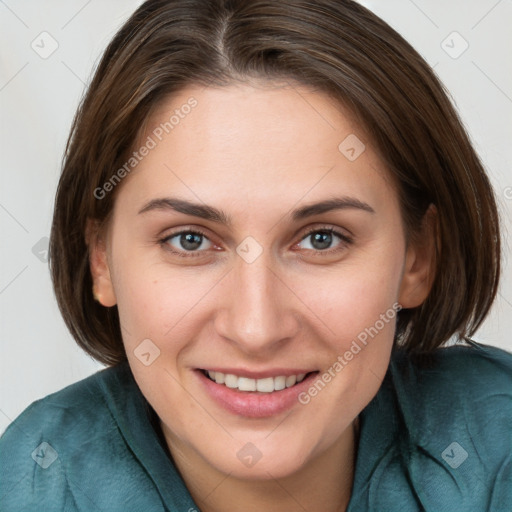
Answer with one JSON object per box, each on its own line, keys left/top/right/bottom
{"left": 1, "top": 1, "right": 510, "bottom": 511}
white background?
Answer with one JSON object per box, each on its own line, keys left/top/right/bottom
{"left": 1, "top": 0, "right": 511, "bottom": 434}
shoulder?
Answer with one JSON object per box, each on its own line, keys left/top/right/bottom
{"left": 387, "top": 341, "right": 512, "bottom": 510}
{"left": 0, "top": 364, "right": 163, "bottom": 512}
{"left": 390, "top": 340, "right": 512, "bottom": 428}
{"left": 1, "top": 364, "right": 122, "bottom": 446}
{"left": 414, "top": 338, "right": 512, "bottom": 385}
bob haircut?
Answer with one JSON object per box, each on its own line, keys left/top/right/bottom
{"left": 49, "top": 0, "right": 501, "bottom": 367}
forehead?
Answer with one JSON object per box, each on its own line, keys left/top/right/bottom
{"left": 119, "top": 81, "right": 397, "bottom": 215}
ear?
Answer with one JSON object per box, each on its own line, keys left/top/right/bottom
{"left": 398, "top": 204, "right": 439, "bottom": 309}
{"left": 85, "top": 218, "right": 117, "bottom": 307}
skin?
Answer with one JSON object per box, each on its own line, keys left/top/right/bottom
{"left": 89, "top": 80, "right": 436, "bottom": 512}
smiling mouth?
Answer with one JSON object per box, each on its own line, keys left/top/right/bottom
{"left": 200, "top": 369, "right": 318, "bottom": 393}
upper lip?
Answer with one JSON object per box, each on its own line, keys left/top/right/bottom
{"left": 198, "top": 368, "right": 317, "bottom": 379}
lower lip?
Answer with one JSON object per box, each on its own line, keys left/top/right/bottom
{"left": 196, "top": 370, "right": 319, "bottom": 418}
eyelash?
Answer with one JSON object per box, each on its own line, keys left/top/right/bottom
{"left": 158, "top": 225, "right": 353, "bottom": 259}
{"left": 298, "top": 226, "right": 353, "bottom": 255}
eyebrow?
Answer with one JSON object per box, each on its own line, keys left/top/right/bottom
{"left": 138, "top": 196, "right": 375, "bottom": 224}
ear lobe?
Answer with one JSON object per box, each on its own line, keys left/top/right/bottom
{"left": 86, "top": 218, "right": 117, "bottom": 307}
{"left": 398, "top": 204, "right": 439, "bottom": 309}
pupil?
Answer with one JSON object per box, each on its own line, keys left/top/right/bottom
{"left": 312, "top": 231, "right": 331, "bottom": 250}
{"left": 181, "top": 233, "right": 202, "bottom": 250}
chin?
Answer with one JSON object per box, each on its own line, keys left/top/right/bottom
{"left": 228, "top": 456, "right": 308, "bottom": 481}
{"left": 203, "top": 436, "right": 314, "bottom": 481}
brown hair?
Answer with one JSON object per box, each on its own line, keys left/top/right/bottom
{"left": 49, "top": 0, "right": 501, "bottom": 366}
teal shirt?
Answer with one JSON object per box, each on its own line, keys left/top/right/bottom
{"left": 1, "top": 340, "right": 511, "bottom": 511}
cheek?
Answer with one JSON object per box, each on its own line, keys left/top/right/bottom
{"left": 111, "top": 253, "right": 221, "bottom": 364}
{"left": 291, "top": 244, "right": 403, "bottom": 409}
{"left": 296, "top": 248, "right": 403, "bottom": 347}
{"left": 295, "top": 275, "right": 400, "bottom": 447}
{"left": 112, "top": 274, "right": 162, "bottom": 341}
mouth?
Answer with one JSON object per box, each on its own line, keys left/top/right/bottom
{"left": 200, "top": 369, "right": 316, "bottom": 393}
{"left": 196, "top": 368, "right": 320, "bottom": 418}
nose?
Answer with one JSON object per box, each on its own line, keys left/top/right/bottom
{"left": 213, "top": 251, "right": 301, "bottom": 356}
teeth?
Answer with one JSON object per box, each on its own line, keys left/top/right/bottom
{"left": 256, "top": 377, "right": 274, "bottom": 393}
{"left": 238, "top": 377, "right": 256, "bottom": 392}
{"left": 285, "top": 375, "right": 297, "bottom": 388}
{"left": 224, "top": 374, "right": 238, "bottom": 389}
{"left": 274, "top": 376, "right": 286, "bottom": 391}
{"left": 204, "top": 370, "right": 308, "bottom": 392}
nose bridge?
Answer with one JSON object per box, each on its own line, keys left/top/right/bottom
{"left": 215, "top": 251, "right": 298, "bottom": 351}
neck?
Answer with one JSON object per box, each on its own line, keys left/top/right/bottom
{"left": 162, "top": 417, "right": 360, "bottom": 512}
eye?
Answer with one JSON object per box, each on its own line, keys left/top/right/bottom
{"left": 160, "top": 229, "right": 214, "bottom": 256}
{"left": 295, "top": 227, "right": 352, "bottom": 253}
{"left": 159, "top": 226, "right": 353, "bottom": 259}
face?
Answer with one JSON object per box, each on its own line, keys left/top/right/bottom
{"left": 90, "top": 81, "right": 433, "bottom": 481}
